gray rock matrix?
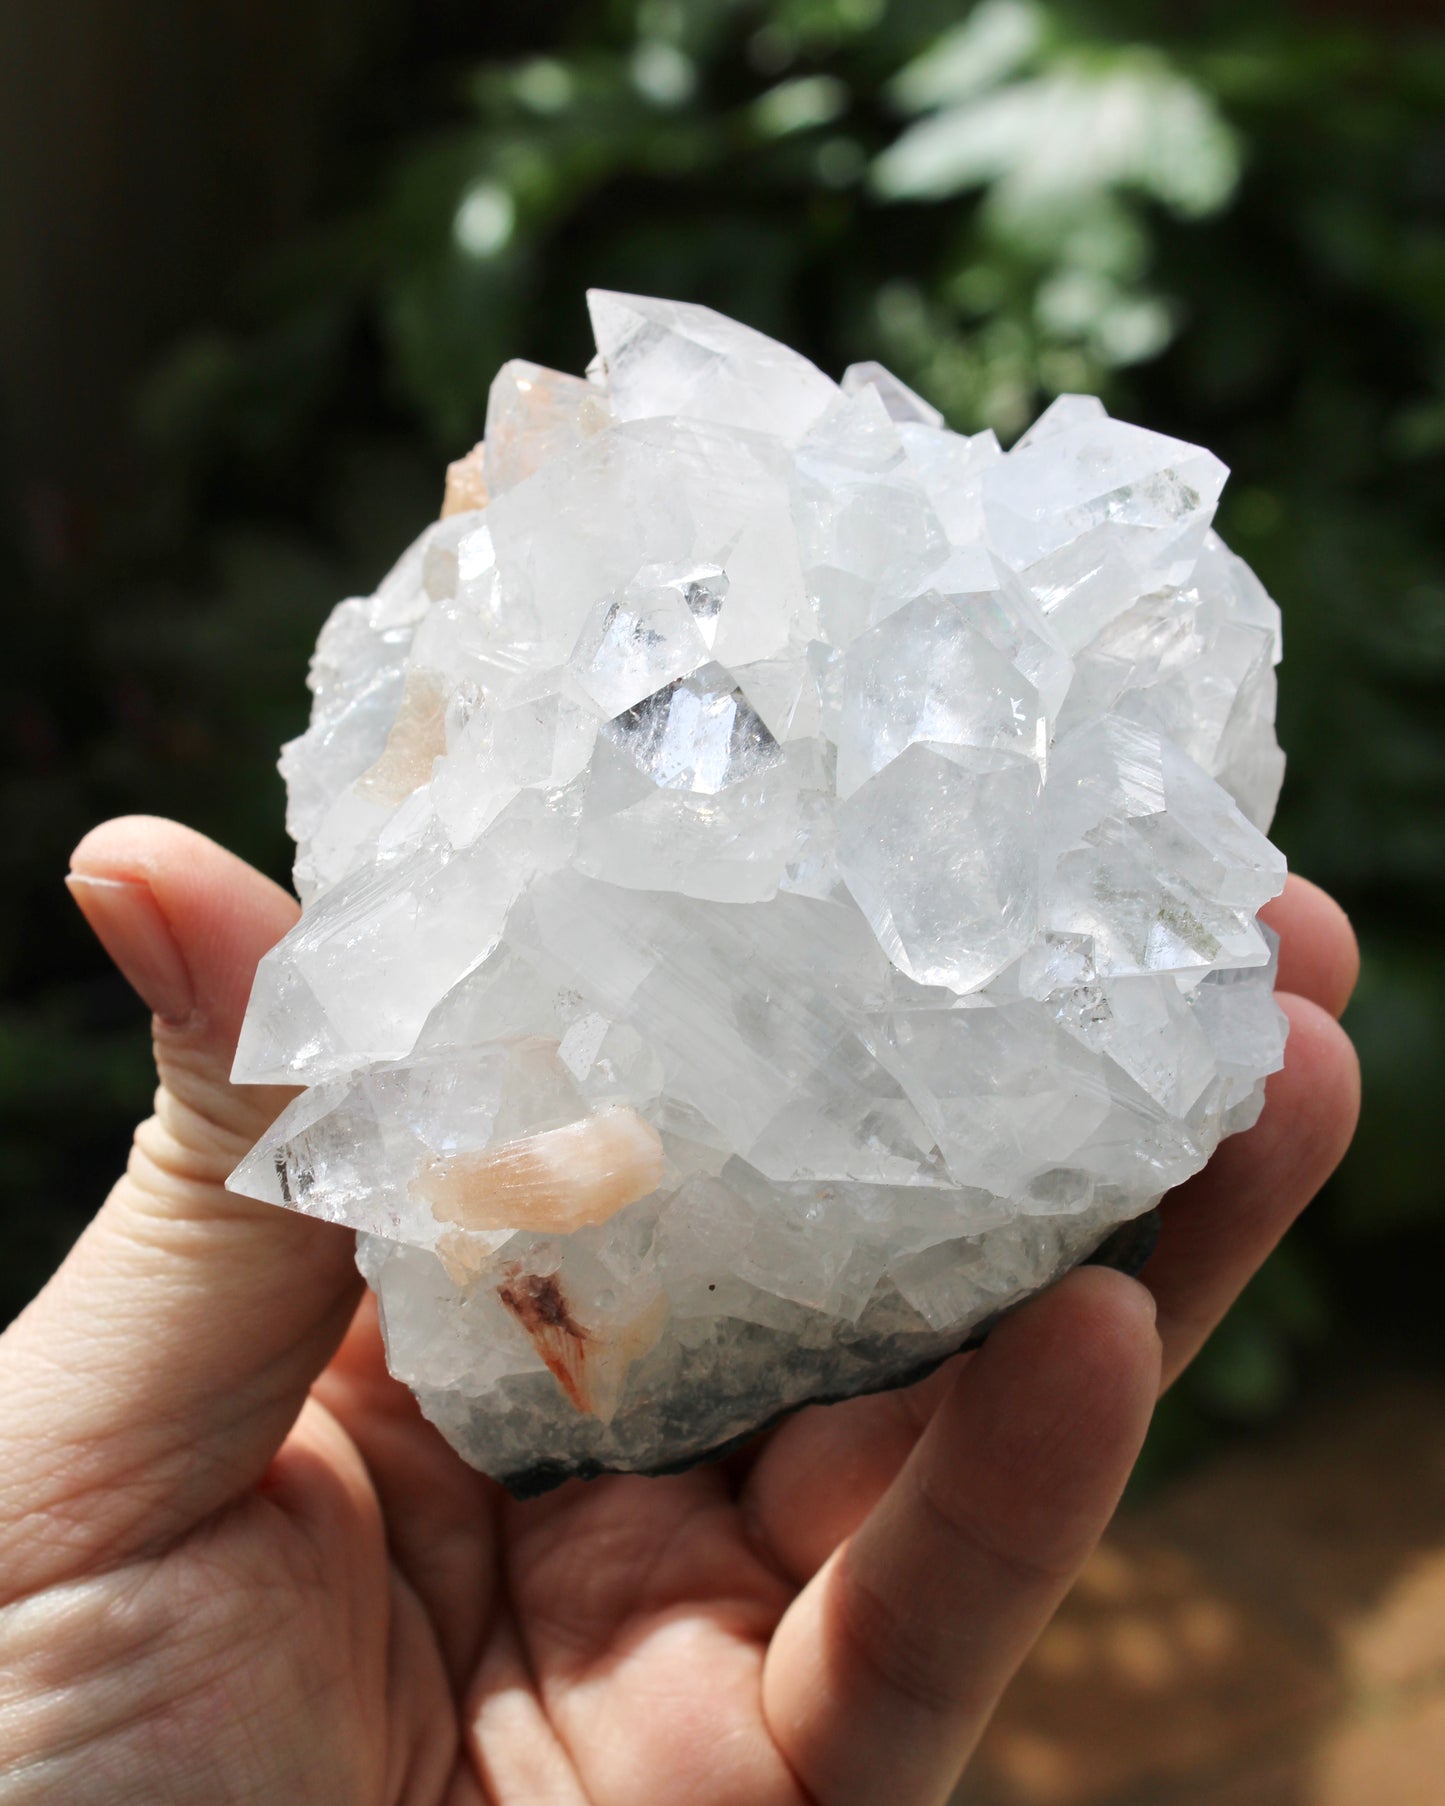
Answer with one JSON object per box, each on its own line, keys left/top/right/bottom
{"left": 228, "top": 293, "right": 1288, "bottom": 1491}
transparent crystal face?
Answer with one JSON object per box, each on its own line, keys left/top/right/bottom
{"left": 229, "top": 291, "right": 1288, "bottom": 1489}
{"left": 601, "top": 665, "right": 785, "bottom": 795}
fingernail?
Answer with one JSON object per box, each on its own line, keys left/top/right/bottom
{"left": 67, "top": 872, "right": 195, "bottom": 1025}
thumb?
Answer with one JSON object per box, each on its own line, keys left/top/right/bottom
{"left": 0, "top": 817, "right": 362, "bottom": 1598}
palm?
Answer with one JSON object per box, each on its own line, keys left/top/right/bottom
{"left": 303, "top": 1296, "right": 908, "bottom": 1804}
{"left": 1, "top": 823, "right": 1361, "bottom": 1806}
{"left": 163, "top": 1295, "right": 896, "bottom": 1805}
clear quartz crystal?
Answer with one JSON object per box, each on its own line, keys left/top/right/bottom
{"left": 229, "top": 293, "right": 1288, "bottom": 1491}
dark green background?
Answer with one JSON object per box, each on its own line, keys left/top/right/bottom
{"left": 3, "top": 0, "right": 1441, "bottom": 1473}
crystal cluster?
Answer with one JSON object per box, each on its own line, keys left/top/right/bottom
{"left": 229, "top": 292, "right": 1288, "bottom": 1492}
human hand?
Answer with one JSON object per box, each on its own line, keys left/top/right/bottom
{"left": 0, "top": 818, "right": 1359, "bottom": 1805}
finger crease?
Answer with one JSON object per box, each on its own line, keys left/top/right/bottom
{"left": 911, "top": 1465, "right": 1077, "bottom": 1594}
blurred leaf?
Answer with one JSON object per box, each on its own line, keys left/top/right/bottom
{"left": 886, "top": 0, "right": 1046, "bottom": 113}
{"left": 1190, "top": 1312, "right": 1294, "bottom": 1421}
{"left": 750, "top": 73, "right": 851, "bottom": 137}
{"left": 873, "top": 49, "right": 1240, "bottom": 228}
{"left": 1185, "top": 1245, "right": 1328, "bottom": 1424}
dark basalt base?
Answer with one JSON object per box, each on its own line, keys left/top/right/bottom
{"left": 499, "top": 1207, "right": 1162, "bottom": 1499}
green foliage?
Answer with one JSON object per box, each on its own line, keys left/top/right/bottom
{"left": 6, "top": 0, "right": 1443, "bottom": 1455}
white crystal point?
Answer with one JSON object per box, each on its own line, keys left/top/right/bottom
{"left": 837, "top": 743, "right": 1041, "bottom": 991}
{"left": 835, "top": 590, "right": 1047, "bottom": 800}
{"left": 1042, "top": 715, "right": 1284, "bottom": 978}
{"left": 483, "top": 358, "right": 609, "bottom": 497}
{"left": 231, "top": 833, "right": 524, "bottom": 1084}
{"left": 793, "top": 387, "right": 950, "bottom": 645}
{"left": 587, "top": 290, "right": 838, "bottom": 440}
{"left": 841, "top": 359, "right": 944, "bottom": 428}
{"left": 1013, "top": 392, "right": 1109, "bottom": 449}
{"left": 568, "top": 565, "right": 716, "bottom": 718}
{"left": 229, "top": 292, "right": 1288, "bottom": 1492}
{"left": 899, "top": 422, "right": 1001, "bottom": 545}
{"left": 984, "top": 406, "right": 1230, "bottom": 649}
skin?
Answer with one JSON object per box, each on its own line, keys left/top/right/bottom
{"left": 0, "top": 819, "right": 1360, "bottom": 1806}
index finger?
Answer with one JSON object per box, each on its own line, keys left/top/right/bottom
{"left": 762, "top": 1268, "right": 1161, "bottom": 1806}
{"left": 1262, "top": 872, "right": 1359, "bottom": 1017}
{"left": 1146, "top": 990, "right": 1360, "bottom": 1389}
